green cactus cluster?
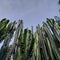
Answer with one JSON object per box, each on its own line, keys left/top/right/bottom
{"left": 0, "top": 17, "right": 60, "bottom": 60}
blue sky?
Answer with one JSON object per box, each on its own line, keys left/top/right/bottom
{"left": 0, "top": 0, "right": 59, "bottom": 29}
{"left": 0, "top": 0, "right": 60, "bottom": 47}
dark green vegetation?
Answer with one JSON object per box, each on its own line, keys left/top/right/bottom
{"left": 59, "top": 0, "right": 60, "bottom": 4}
{"left": 0, "top": 17, "right": 60, "bottom": 60}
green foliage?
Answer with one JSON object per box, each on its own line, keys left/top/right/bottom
{"left": 0, "top": 17, "right": 60, "bottom": 60}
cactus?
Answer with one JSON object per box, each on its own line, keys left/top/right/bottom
{"left": 0, "top": 17, "right": 60, "bottom": 60}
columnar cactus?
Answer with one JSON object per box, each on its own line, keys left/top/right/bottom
{"left": 0, "top": 17, "right": 60, "bottom": 60}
